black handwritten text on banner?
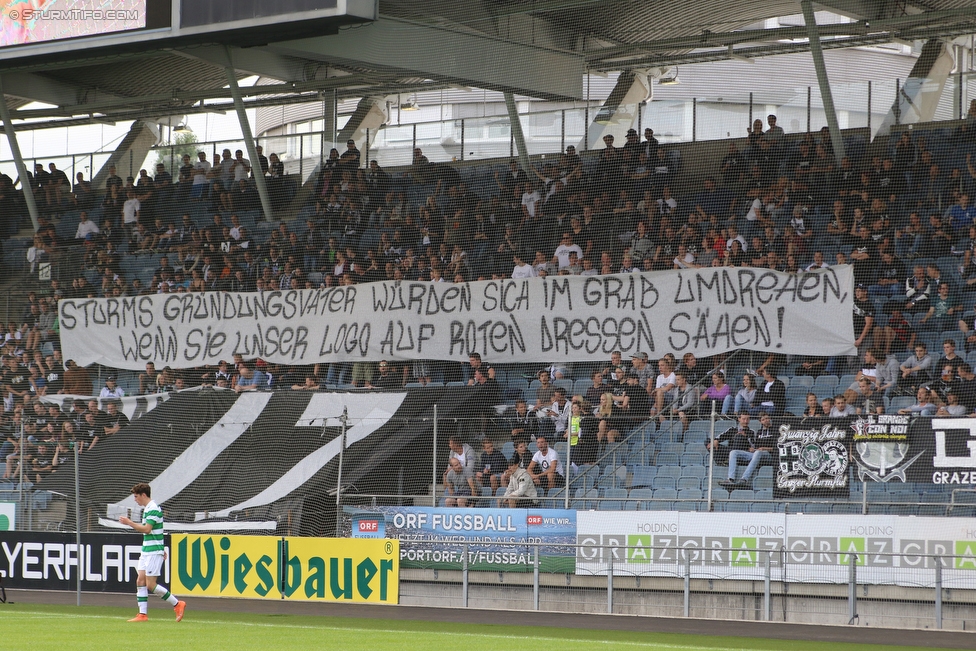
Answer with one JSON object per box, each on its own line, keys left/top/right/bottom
{"left": 58, "top": 267, "right": 855, "bottom": 369}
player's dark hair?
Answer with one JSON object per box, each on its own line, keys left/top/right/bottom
{"left": 131, "top": 483, "right": 151, "bottom": 498}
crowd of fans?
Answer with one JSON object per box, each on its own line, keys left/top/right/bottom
{"left": 9, "top": 107, "right": 976, "bottom": 496}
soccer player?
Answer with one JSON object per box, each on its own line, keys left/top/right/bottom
{"left": 119, "top": 482, "right": 186, "bottom": 622}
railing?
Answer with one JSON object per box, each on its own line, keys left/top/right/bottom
{"left": 6, "top": 69, "right": 976, "bottom": 185}
{"left": 396, "top": 540, "right": 974, "bottom": 629}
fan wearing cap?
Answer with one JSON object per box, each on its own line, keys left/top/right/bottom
{"left": 629, "top": 352, "right": 654, "bottom": 393}
{"left": 100, "top": 375, "right": 125, "bottom": 399}
{"left": 622, "top": 128, "right": 642, "bottom": 159}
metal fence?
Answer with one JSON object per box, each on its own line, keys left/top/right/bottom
{"left": 397, "top": 540, "right": 975, "bottom": 630}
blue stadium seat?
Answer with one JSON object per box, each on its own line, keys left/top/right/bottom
{"left": 813, "top": 375, "right": 839, "bottom": 389}
{"left": 599, "top": 488, "right": 628, "bottom": 511}
{"left": 656, "top": 452, "right": 679, "bottom": 466}
{"left": 805, "top": 503, "right": 831, "bottom": 513}
{"left": 652, "top": 477, "right": 676, "bottom": 490}
{"left": 676, "top": 477, "right": 702, "bottom": 491}
{"left": 682, "top": 431, "right": 707, "bottom": 446}
{"left": 661, "top": 442, "right": 684, "bottom": 456}
{"left": 680, "top": 453, "right": 703, "bottom": 467}
{"left": 598, "top": 465, "right": 627, "bottom": 490}
{"left": 680, "top": 465, "right": 706, "bottom": 480}
{"left": 572, "top": 488, "right": 599, "bottom": 510}
{"left": 628, "top": 488, "right": 654, "bottom": 510}
{"left": 546, "top": 488, "right": 566, "bottom": 509}
{"left": 658, "top": 466, "right": 682, "bottom": 480}
{"left": 648, "top": 489, "right": 677, "bottom": 510}
{"left": 630, "top": 466, "right": 657, "bottom": 489}
{"left": 677, "top": 488, "right": 703, "bottom": 501}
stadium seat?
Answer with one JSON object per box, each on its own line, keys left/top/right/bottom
{"left": 682, "top": 431, "right": 707, "bottom": 445}
{"left": 546, "top": 488, "right": 566, "bottom": 509}
{"left": 804, "top": 503, "right": 831, "bottom": 513}
{"left": 627, "top": 488, "right": 654, "bottom": 509}
{"left": 648, "top": 488, "right": 677, "bottom": 510}
{"left": 661, "top": 442, "right": 684, "bottom": 456}
{"left": 598, "top": 465, "right": 627, "bottom": 490}
{"left": 680, "top": 453, "right": 703, "bottom": 467}
{"left": 652, "top": 477, "right": 676, "bottom": 491}
{"left": 599, "top": 488, "right": 628, "bottom": 510}
{"left": 658, "top": 466, "right": 682, "bottom": 480}
{"left": 677, "top": 488, "right": 703, "bottom": 501}
{"left": 676, "top": 477, "right": 702, "bottom": 491}
{"left": 573, "top": 488, "right": 599, "bottom": 510}
{"left": 813, "top": 375, "right": 839, "bottom": 390}
{"left": 680, "top": 466, "right": 706, "bottom": 480}
{"left": 630, "top": 466, "right": 657, "bottom": 489}
{"left": 656, "top": 452, "right": 679, "bottom": 466}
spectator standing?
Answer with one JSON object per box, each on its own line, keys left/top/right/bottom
{"left": 63, "top": 360, "right": 93, "bottom": 396}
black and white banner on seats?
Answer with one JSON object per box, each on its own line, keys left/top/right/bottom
{"left": 35, "top": 387, "right": 479, "bottom": 534}
{"left": 58, "top": 266, "right": 856, "bottom": 370}
{"left": 850, "top": 414, "right": 923, "bottom": 484}
{"left": 774, "top": 417, "right": 851, "bottom": 499}
{"left": 0, "top": 531, "right": 165, "bottom": 591}
{"left": 870, "top": 417, "right": 976, "bottom": 487}
{"left": 849, "top": 416, "right": 976, "bottom": 487}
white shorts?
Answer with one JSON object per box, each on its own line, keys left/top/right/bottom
{"left": 137, "top": 554, "right": 164, "bottom": 577}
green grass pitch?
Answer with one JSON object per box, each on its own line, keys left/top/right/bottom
{"left": 0, "top": 603, "right": 961, "bottom": 651}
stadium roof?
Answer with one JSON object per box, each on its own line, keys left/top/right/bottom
{"left": 1, "top": 0, "right": 976, "bottom": 130}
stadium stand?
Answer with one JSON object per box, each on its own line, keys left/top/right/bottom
{"left": 8, "top": 102, "right": 976, "bottom": 521}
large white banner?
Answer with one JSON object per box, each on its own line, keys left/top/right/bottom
{"left": 576, "top": 512, "right": 976, "bottom": 588}
{"left": 59, "top": 266, "right": 855, "bottom": 370}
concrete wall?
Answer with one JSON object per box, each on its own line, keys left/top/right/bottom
{"left": 400, "top": 569, "right": 976, "bottom": 631}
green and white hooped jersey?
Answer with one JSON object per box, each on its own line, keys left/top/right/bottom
{"left": 141, "top": 500, "right": 165, "bottom": 555}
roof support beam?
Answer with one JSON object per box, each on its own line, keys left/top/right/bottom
{"left": 875, "top": 39, "right": 956, "bottom": 138}
{"left": 801, "top": 0, "right": 845, "bottom": 164}
{"left": 268, "top": 17, "right": 584, "bottom": 100}
{"left": 0, "top": 74, "right": 40, "bottom": 232}
{"left": 582, "top": 70, "right": 648, "bottom": 151}
{"left": 504, "top": 92, "right": 531, "bottom": 175}
{"left": 171, "top": 46, "right": 319, "bottom": 84}
{"left": 224, "top": 46, "right": 275, "bottom": 223}
{"left": 591, "top": 23, "right": 976, "bottom": 71}
{"left": 1, "top": 70, "right": 114, "bottom": 107}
